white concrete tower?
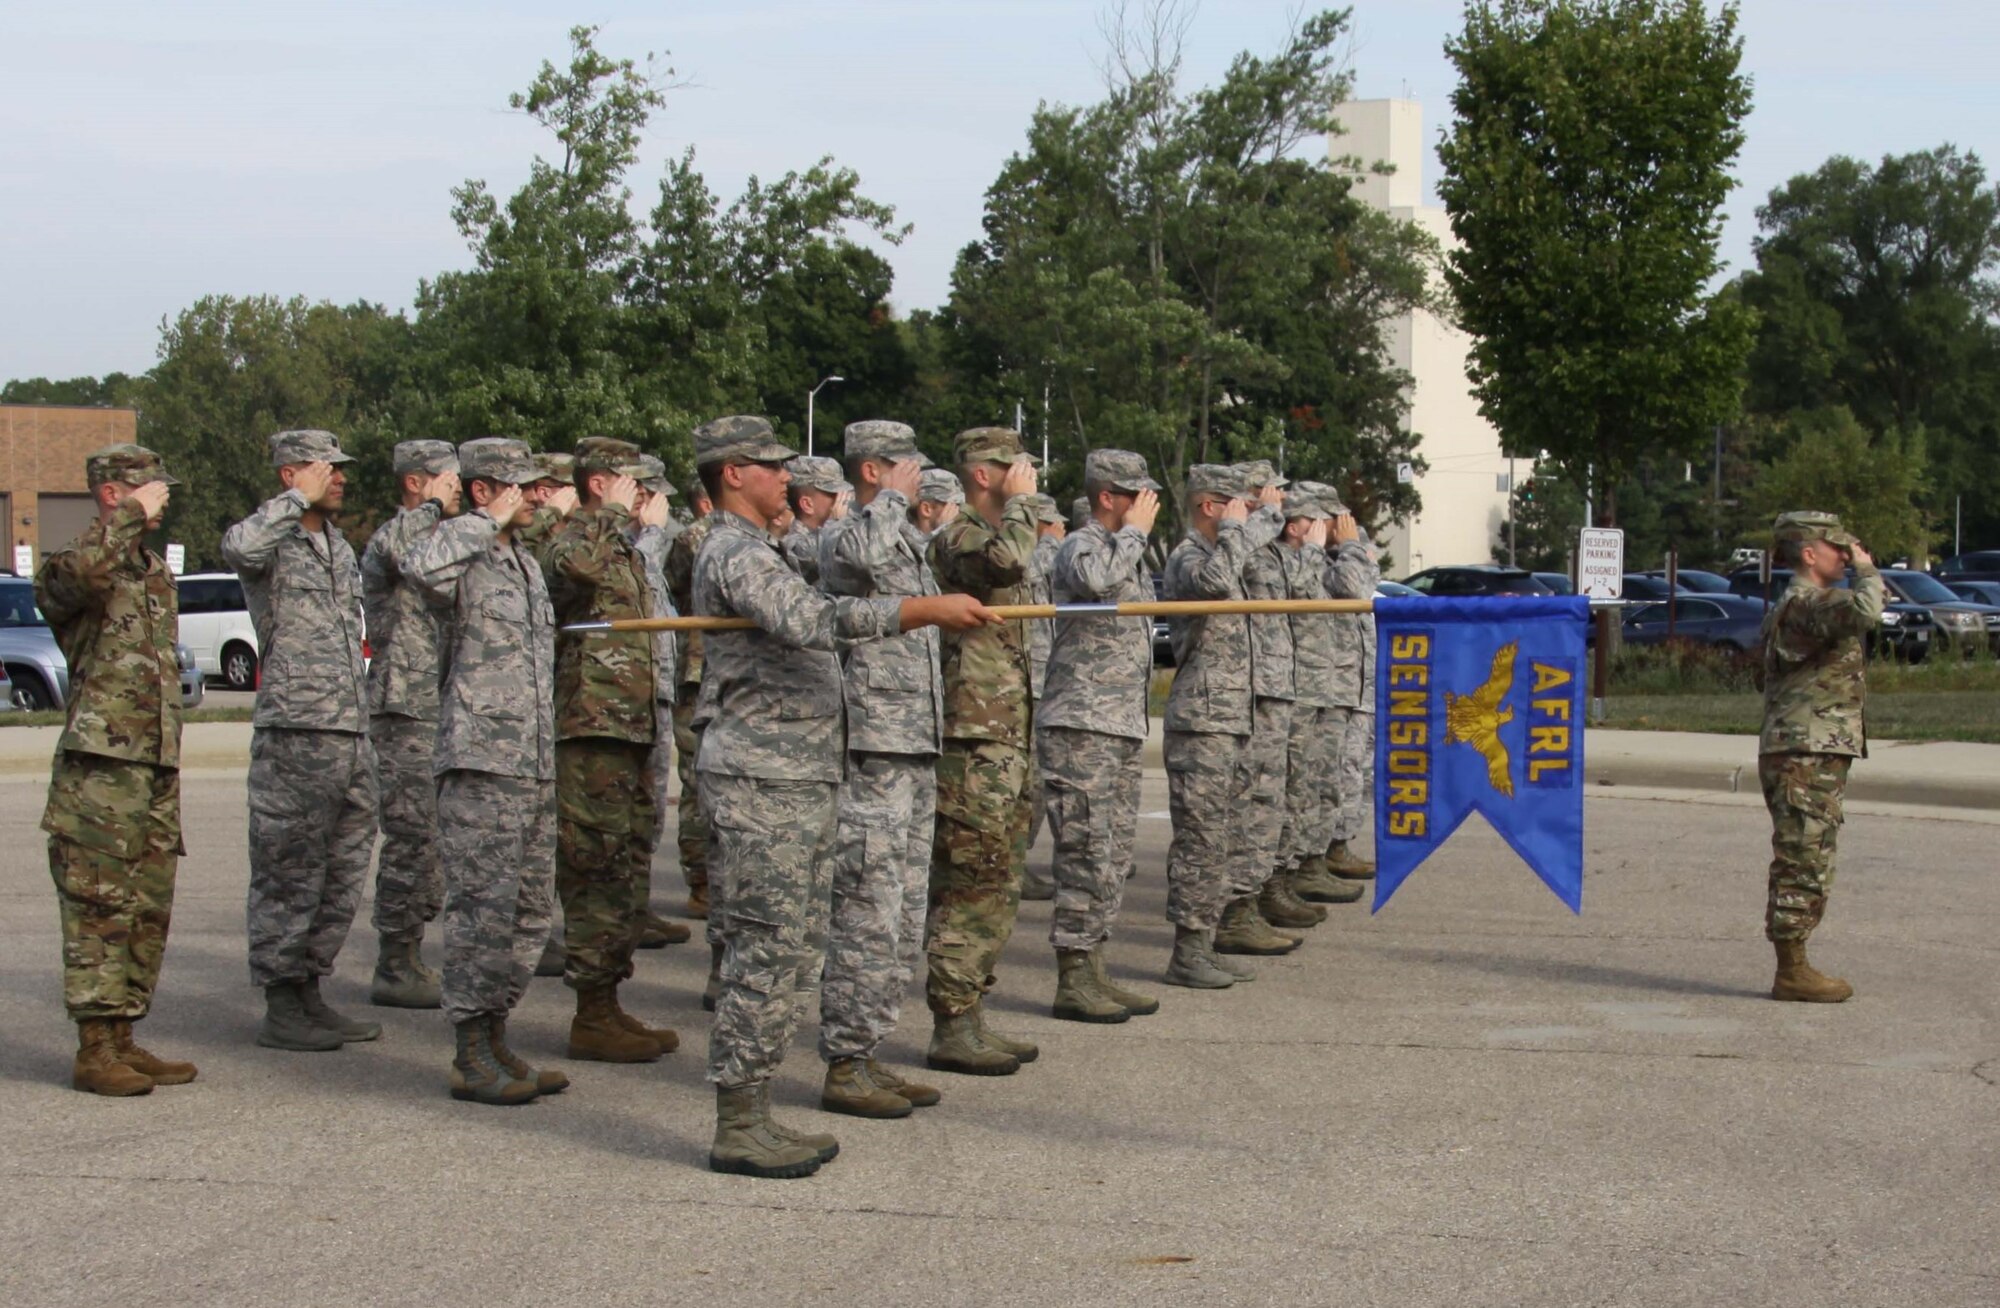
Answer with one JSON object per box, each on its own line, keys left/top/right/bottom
{"left": 1331, "top": 99, "right": 1512, "bottom": 576}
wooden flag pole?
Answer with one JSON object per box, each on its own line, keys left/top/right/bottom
{"left": 562, "top": 597, "right": 1379, "bottom": 634}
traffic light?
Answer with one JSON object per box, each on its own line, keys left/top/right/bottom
{"left": 1520, "top": 478, "right": 1537, "bottom": 503}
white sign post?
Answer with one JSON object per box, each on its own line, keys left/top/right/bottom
{"left": 12, "top": 545, "right": 31, "bottom": 577}
{"left": 166, "top": 543, "right": 186, "bottom": 576}
{"left": 1577, "top": 527, "right": 1625, "bottom": 599}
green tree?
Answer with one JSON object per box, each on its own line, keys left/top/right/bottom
{"left": 1437, "top": 0, "right": 1755, "bottom": 530}
{"left": 1747, "top": 407, "right": 1929, "bottom": 561}
{"left": 0, "top": 374, "right": 142, "bottom": 407}
{"left": 1739, "top": 146, "right": 2000, "bottom": 547}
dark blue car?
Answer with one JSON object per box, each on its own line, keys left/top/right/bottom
{"left": 1620, "top": 594, "right": 1769, "bottom": 651}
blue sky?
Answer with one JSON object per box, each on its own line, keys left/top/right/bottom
{"left": 3, "top": 1, "right": 1995, "bottom": 380}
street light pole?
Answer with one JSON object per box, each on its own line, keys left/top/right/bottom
{"left": 807, "top": 374, "right": 844, "bottom": 456}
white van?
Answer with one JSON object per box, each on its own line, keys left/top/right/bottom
{"left": 176, "top": 572, "right": 261, "bottom": 689}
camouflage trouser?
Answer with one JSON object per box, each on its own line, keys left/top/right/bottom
{"left": 436, "top": 770, "right": 556, "bottom": 1026}
{"left": 555, "top": 739, "right": 656, "bottom": 991}
{"left": 1331, "top": 710, "right": 1375, "bottom": 844}
{"left": 369, "top": 713, "right": 442, "bottom": 941}
{"left": 1236, "top": 698, "right": 1292, "bottom": 894}
{"left": 1042, "top": 726, "right": 1144, "bottom": 952}
{"left": 672, "top": 696, "right": 710, "bottom": 898}
{"left": 246, "top": 728, "right": 378, "bottom": 988}
{"left": 1021, "top": 746, "right": 1053, "bottom": 897}
{"left": 1164, "top": 729, "right": 1251, "bottom": 931}
{"left": 1759, "top": 752, "right": 1851, "bottom": 942}
{"left": 926, "top": 737, "right": 1031, "bottom": 1017}
{"left": 1292, "top": 704, "right": 1353, "bottom": 862}
{"left": 819, "top": 751, "right": 937, "bottom": 1061}
{"left": 700, "top": 772, "right": 837, "bottom": 1089}
{"left": 42, "top": 752, "right": 182, "bottom": 1020}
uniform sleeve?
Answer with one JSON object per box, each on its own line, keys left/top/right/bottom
{"left": 404, "top": 512, "right": 501, "bottom": 604}
{"left": 546, "top": 504, "right": 637, "bottom": 585}
{"left": 1788, "top": 562, "right": 1885, "bottom": 642}
{"left": 34, "top": 499, "right": 148, "bottom": 625}
{"left": 715, "top": 541, "right": 899, "bottom": 650}
{"left": 1172, "top": 527, "right": 1248, "bottom": 600}
{"left": 931, "top": 496, "right": 1037, "bottom": 592}
{"left": 633, "top": 524, "right": 673, "bottom": 573}
{"left": 1062, "top": 525, "right": 1150, "bottom": 599}
{"left": 220, "top": 489, "right": 310, "bottom": 576}
{"left": 1324, "top": 540, "right": 1379, "bottom": 599}
{"left": 820, "top": 489, "right": 910, "bottom": 597}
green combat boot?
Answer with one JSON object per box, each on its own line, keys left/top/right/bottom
{"left": 1259, "top": 871, "right": 1324, "bottom": 929}
{"left": 111, "top": 1019, "right": 196, "bottom": 1085}
{"left": 639, "top": 910, "right": 691, "bottom": 949}
{"left": 258, "top": 981, "right": 345, "bottom": 1051}
{"left": 867, "top": 1059, "right": 941, "bottom": 1107}
{"left": 1164, "top": 926, "right": 1236, "bottom": 989}
{"left": 1052, "top": 948, "right": 1130, "bottom": 1024}
{"left": 821, "top": 1057, "right": 914, "bottom": 1119}
{"left": 763, "top": 1084, "right": 840, "bottom": 1164}
{"left": 1772, "top": 940, "right": 1853, "bottom": 1003}
{"left": 370, "top": 935, "right": 442, "bottom": 1009}
{"left": 490, "top": 1016, "right": 569, "bottom": 1094}
{"left": 449, "top": 1017, "right": 538, "bottom": 1106}
{"left": 73, "top": 1020, "right": 153, "bottom": 1096}
{"left": 1295, "top": 855, "right": 1364, "bottom": 904}
{"left": 1326, "top": 839, "right": 1376, "bottom": 879}
{"left": 972, "top": 1002, "right": 1039, "bottom": 1064}
{"left": 709, "top": 1084, "right": 827, "bottom": 1179}
{"left": 535, "top": 931, "right": 566, "bottom": 978}
{"left": 1091, "top": 944, "right": 1159, "bottom": 1015}
{"left": 927, "top": 1011, "right": 1021, "bottom": 1076}
{"left": 702, "top": 942, "right": 724, "bottom": 1013}
{"left": 1214, "top": 897, "right": 1301, "bottom": 957}
{"left": 301, "top": 977, "right": 382, "bottom": 1043}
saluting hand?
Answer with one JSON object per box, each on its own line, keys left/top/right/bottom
{"left": 545, "top": 486, "right": 579, "bottom": 519}
{"left": 130, "top": 481, "right": 172, "bottom": 525}
{"left": 1330, "top": 511, "right": 1360, "bottom": 546}
{"left": 483, "top": 484, "right": 525, "bottom": 526}
{"left": 1002, "top": 457, "right": 1038, "bottom": 498}
{"left": 1220, "top": 497, "right": 1249, "bottom": 526}
{"left": 292, "top": 461, "right": 336, "bottom": 506}
{"left": 430, "top": 470, "right": 462, "bottom": 516}
{"left": 1124, "top": 488, "right": 1160, "bottom": 535}
{"left": 602, "top": 474, "right": 640, "bottom": 512}
{"left": 638, "top": 492, "right": 671, "bottom": 529}
{"left": 830, "top": 489, "right": 852, "bottom": 520}
{"left": 1306, "top": 518, "right": 1329, "bottom": 549}
{"left": 881, "top": 459, "right": 924, "bottom": 502}
{"left": 1848, "top": 543, "right": 1874, "bottom": 569}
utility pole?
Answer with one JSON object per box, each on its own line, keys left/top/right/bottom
{"left": 806, "top": 374, "right": 844, "bottom": 456}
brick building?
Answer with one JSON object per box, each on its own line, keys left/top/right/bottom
{"left": 0, "top": 404, "right": 139, "bottom": 572}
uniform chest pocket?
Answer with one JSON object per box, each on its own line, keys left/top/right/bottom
{"left": 862, "top": 656, "right": 928, "bottom": 693}
{"left": 481, "top": 590, "right": 529, "bottom": 623}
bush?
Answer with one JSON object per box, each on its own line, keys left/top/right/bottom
{"left": 1610, "top": 639, "right": 1760, "bottom": 694}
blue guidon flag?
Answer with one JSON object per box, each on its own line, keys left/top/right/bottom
{"left": 1371, "top": 595, "right": 1590, "bottom": 912}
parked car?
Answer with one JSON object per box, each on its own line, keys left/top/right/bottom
{"left": 0, "top": 661, "right": 13, "bottom": 711}
{"left": 1533, "top": 572, "right": 1573, "bottom": 595}
{"left": 1376, "top": 579, "right": 1418, "bottom": 597}
{"left": 0, "top": 576, "right": 205, "bottom": 709}
{"left": 1149, "top": 574, "right": 1173, "bottom": 668}
{"left": 1619, "top": 573, "right": 1694, "bottom": 602}
{"left": 1620, "top": 595, "right": 1769, "bottom": 651}
{"left": 1943, "top": 579, "right": 2000, "bottom": 607}
{"left": 1937, "top": 550, "right": 2000, "bottom": 584}
{"left": 177, "top": 572, "right": 261, "bottom": 690}
{"left": 1725, "top": 568, "right": 1935, "bottom": 662}
{"left": 1401, "top": 565, "right": 1554, "bottom": 596}
{"left": 1639, "top": 567, "right": 1732, "bottom": 594}
{"left": 1876, "top": 568, "right": 2000, "bottom": 654}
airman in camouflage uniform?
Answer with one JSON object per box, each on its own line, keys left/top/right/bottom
{"left": 1039, "top": 448, "right": 1164, "bottom": 1022}
{"left": 223, "top": 429, "right": 381, "bottom": 1052}
{"left": 37, "top": 444, "right": 196, "bottom": 1096}
{"left": 629, "top": 455, "right": 688, "bottom": 953}
{"left": 1326, "top": 517, "right": 1381, "bottom": 879}
{"left": 781, "top": 455, "right": 850, "bottom": 587}
{"left": 360, "top": 439, "right": 460, "bottom": 1010}
{"left": 925, "top": 428, "right": 1046, "bottom": 1074}
{"left": 523, "top": 452, "right": 582, "bottom": 978}
{"left": 405, "top": 438, "right": 562, "bottom": 1105}
{"left": 691, "top": 414, "right": 995, "bottom": 1177}
{"left": 913, "top": 467, "right": 965, "bottom": 545}
{"left": 1287, "top": 481, "right": 1373, "bottom": 902}
{"left": 813, "top": 419, "right": 945, "bottom": 1116}
{"left": 665, "top": 494, "right": 716, "bottom": 930}
{"left": 1019, "top": 492, "right": 1065, "bottom": 898}
{"left": 543, "top": 436, "right": 675, "bottom": 1062}
{"left": 1158, "top": 465, "right": 1273, "bottom": 990}
{"left": 1757, "top": 511, "right": 1883, "bottom": 1003}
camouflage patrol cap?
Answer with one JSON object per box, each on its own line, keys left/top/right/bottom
{"left": 269, "top": 428, "right": 353, "bottom": 467}
{"left": 1294, "top": 479, "right": 1349, "bottom": 516}
{"left": 1186, "top": 464, "right": 1242, "bottom": 500}
{"left": 1282, "top": 491, "right": 1330, "bottom": 521}
{"left": 636, "top": 454, "right": 677, "bottom": 498}
{"left": 918, "top": 468, "right": 966, "bottom": 505}
{"left": 1024, "top": 492, "right": 1065, "bottom": 526}
{"left": 392, "top": 439, "right": 458, "bottom": 477}
{"left": 693, "top": 415, "right": 797, "bottom": 469}
{"left": 531, "top": 451, "right": 575, "bottom": 486}
{"left": 1071, "top": 496, "right": 1093, "bottom": 529}
{"left": 786, "top": 455, "right": 851, "bottom": 496}
{"left": 1084, "top": 448, "right": 1160, "bottom": 494}
{"left": 85, "top": 443, "right": 180, "bottom": 489}
{"left": 953, "top": 426, "right": 1040, "bottom": 468}
{"left": 844, "top": 419, "right": 932, "bottom": 468}
{"left": 1772, "top": 510, "right": 1859, "bottom": 549}
{"left": 573, "top": 436, "right": 652, "bottom": 482}
{"left": 457, "top": 437, "right": 538, "bottom": 486}
{"left": 1233, "top": 459, "right": 1286, "bottom": 491}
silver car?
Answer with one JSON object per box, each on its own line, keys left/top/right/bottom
{"left": 0, "top": 577, "right": 203, "bottom": 711}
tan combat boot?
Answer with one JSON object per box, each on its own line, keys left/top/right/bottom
{"left": 1259, "top": 870, "right": 1325, "bottom": 928}
{"left": 639, "top": 910, "right": 691, "bottom": 949}
{"left": 1295, "top": 854, "right": 1364, "bottom": 904}
{"left": 928, "top": 1011, "right": 1022, "bottom": 1076}
{"left": 370, "top": 935, "right": 443, "bottom": 1009}
{"left": 709, "top": 1084, "right": 826, "bottom": 1178}
{"left": 1326, "top": 839, "right": 1376, "bottom": 879}
{"left": 685, "top": 880, "right": 710, "bottom": 919}
{"left": 608, "top": 987, "right": 679, "bottom": 1054}
{"left": 490, "top": 1015, "right": 569, "bottom": 1094}
{"left": 1090, "top": 943, "right": 1159, "bottom": 1015}
{"left": 73, "top": 1020, "right": 153, "bottom": 1097}
{"left": 449, "top": 1017, "right": 539, "bottom": 1106}
{"left": 821, "top": 1057, "right": 914, "bottom": 1118}
{"left": 1164, "top": 926, "right": 1236, "bottom": 989}
{"left": 972, "top": 1001, "right": 1040, "bottom": 1065}
{"left": 701, "top": 942, "right": 724, "bottom": 1013}
{"left": 1215, "top": 896, "right": 1302, "bottom": 956}
{"left": 568, "top": 985, "right": 663, "bottom": 1062}
{"left": 111, "top": 1019, "right": 197, "bottom": 1085}
{"left": 866, "top": 1059, "right": 942, "bottom": 1107}
{"left": 1052, "top": 948, "right": 1130, "bottom": 1023}
{"left": 1772, "top": 940, "right": 1853, "bottom": 1003}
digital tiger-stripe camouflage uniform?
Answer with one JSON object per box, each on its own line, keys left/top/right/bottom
{"left": 359, "top": 439, "right": 459, "bottom": 1010}
{"left": 1018, "top": 495, "right": 1063, "bottom": 899}
{"left": 541, "top": 436, "right": 676, "bottom": 1062}
{"left": 222, "top": 428, "right": 381, "bottom": 1052}
{"left": 1757, "top": 511, "right": 1883, "bottom": 1004}
{"left": 1289, "top": 480, "right": 1371, "bottom": 904}
{"left": 925, "top": 427, "right": 1044, "bottom": 1072}
{"left": 1040, "top": 447, "right": 1162, "bottom": 1022}
{"left": 405, "top": 437, "right": 563, "bottom": 1104}
{"left": 666, "top": 510, "right": 715, "bottom": 928}
{"left": 627, "top": 453, "right": 688, "bottom": 955}
{"left": 1158, "top": 464, "right": 1274, "bottom": 989}
{"left": 37, "top": 444, "right": 196, "bottom": 1096}
{"left": 1325, "top": 521, "right": 1381, "bottom": 878}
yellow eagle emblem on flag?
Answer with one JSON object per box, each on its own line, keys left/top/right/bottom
{"left": 1444, "top": 641, "right": 1518, "bottom": 798}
